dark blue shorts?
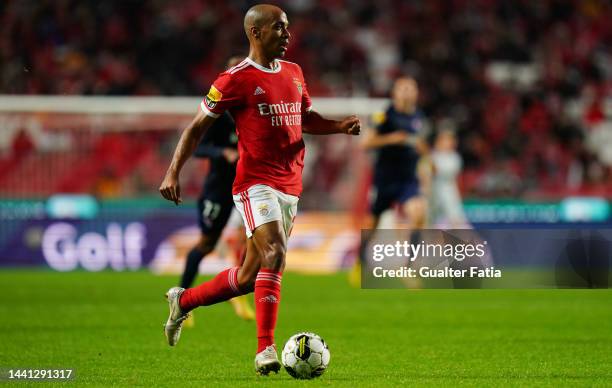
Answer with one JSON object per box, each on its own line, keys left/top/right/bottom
{"left": 371, "top": 180, "right": 420, "bottom": 216}
{"left": 197, "top": 189, "right": 234, "bottom": 236}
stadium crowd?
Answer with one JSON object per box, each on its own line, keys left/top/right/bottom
{"left": 1, "top": 0, "right": 611, "bottom": 198}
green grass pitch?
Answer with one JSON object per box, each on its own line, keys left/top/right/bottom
{"left": 0, "top": 270, "right": 611, "bottom": 387}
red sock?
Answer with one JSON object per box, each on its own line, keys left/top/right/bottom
{"left": 179, "top": 267, "right": 242, "bottom": 312}
{"left": 254, "top": 269, "right": 282, "bottom": 353}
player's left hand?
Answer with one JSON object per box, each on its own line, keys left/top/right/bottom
{"left": 340, "top": 115, "right": 361, "bottom": 135}
{"left": 222, "top": 148, "right": 239, "bottom": 164}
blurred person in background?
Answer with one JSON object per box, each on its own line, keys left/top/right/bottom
{"left": 351, "top": 76, "right": 428, "bottom": 286}
{"left": 428, "top": 127, "right": 468, "bottom": 228}
{"left": 177, "top": 57, "right": 254, "bottom": 324}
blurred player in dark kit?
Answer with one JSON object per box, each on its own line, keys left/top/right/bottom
{"left": 351, "top": 76, "right": 428, "bottom": 286}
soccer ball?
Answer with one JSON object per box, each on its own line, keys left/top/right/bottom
{"left": 281, "top": 332, "right": 330, "bottom": 379}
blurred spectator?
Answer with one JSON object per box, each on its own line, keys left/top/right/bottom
{"left": 477, "top": 157, "right": 522, "bottom": 198}
{"left": 11, "top": 129, "right": 34, "bottom": 159}
{"left": 94, "top": 167, "right": 121, "bottom": 198}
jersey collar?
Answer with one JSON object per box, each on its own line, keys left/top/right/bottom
{"left": 245, "top": 57, "right": 282, "bottom": 73}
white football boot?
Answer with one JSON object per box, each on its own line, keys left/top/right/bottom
{"left": 254, "top": 345, "right": 281, "bottom": 375}
{"left": 164, "top": 287, "right": 190, "bottom": 346}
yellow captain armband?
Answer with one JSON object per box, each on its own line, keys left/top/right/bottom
{"left": 371, "top": 111, "right": 386, "bottom": 126}
{"left": 204, "top": 85, "right": 223, "bottom": 109}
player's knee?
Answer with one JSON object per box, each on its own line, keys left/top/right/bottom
{"left": 261, "top": 241, "right": 286, "bottom": 271}
{"left": 196, "top": 234, "right": 218, "bottom": 254}
{"left": 405, "top": 199, "right": 426, "bottom": 225}
{"left": 236, "top": 270, "right": 256, "bottom": 292}
{"left": 411, "top": 204, "right": 425, "bottom": 219}
{"left": 195, "top": 241, "right": 214, "bottom": 255}
{"left": 412, "top": 211, "right": 426, "bottom": 228}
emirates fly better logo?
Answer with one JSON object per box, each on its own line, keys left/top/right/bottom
{"left": 257, "top": 100, "right": 303, "bottom": 127}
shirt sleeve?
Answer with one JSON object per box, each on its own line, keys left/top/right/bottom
{"left": 200, "top": 72, "right": 243, "bottom": 118}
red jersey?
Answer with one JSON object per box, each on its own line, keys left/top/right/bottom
{"left": 200, "top": 57, "right": 312, "bottom": 196}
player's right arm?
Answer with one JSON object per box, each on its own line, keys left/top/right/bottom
{"left": 363, "top": 131, "right": 428, "bottom": 151}
{"left": 362, "top": 112, "right": 407, "bottom": 149}
{"left": 362, "top": 111, "right": 427, "bottom": 151}
{"left": 362, "top": 130, "right": 410, "bottom": 149}
{"left": 160, "top": 109, "right": 218, "bottom": 205}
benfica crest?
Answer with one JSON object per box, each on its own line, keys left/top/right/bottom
{"left": 293, "top": 78, "right": 302, "bottom": 95}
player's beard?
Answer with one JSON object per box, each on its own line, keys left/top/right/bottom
{"left": 272, "top": 45, "right": 286, "bottom": 58}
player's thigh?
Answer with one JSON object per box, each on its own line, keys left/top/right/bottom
{"left": 233, "top": 185, "right": 289, "bottom": 272}
{"left": 403, "top": 195, "right": 427, "bottom": 221}
{"left": 233, "top": 184, "right": 284, "bottom": 238}
{"left": 370, "top": 185, "right": 397, "bottom": 218}
{"left": 398, "top": 180, "right": 425, "bottom": 216}
{"left": 195, "top": 232, "right": 222, "bottom": 253}
{"left": 277, "top": 189, "right": 299, "bottom": 238}
{"left": 236, "top": 220, "right": 286, "bottom": 288}
{"left": 250, "top": 220, "right": 287, "bottom": 271}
